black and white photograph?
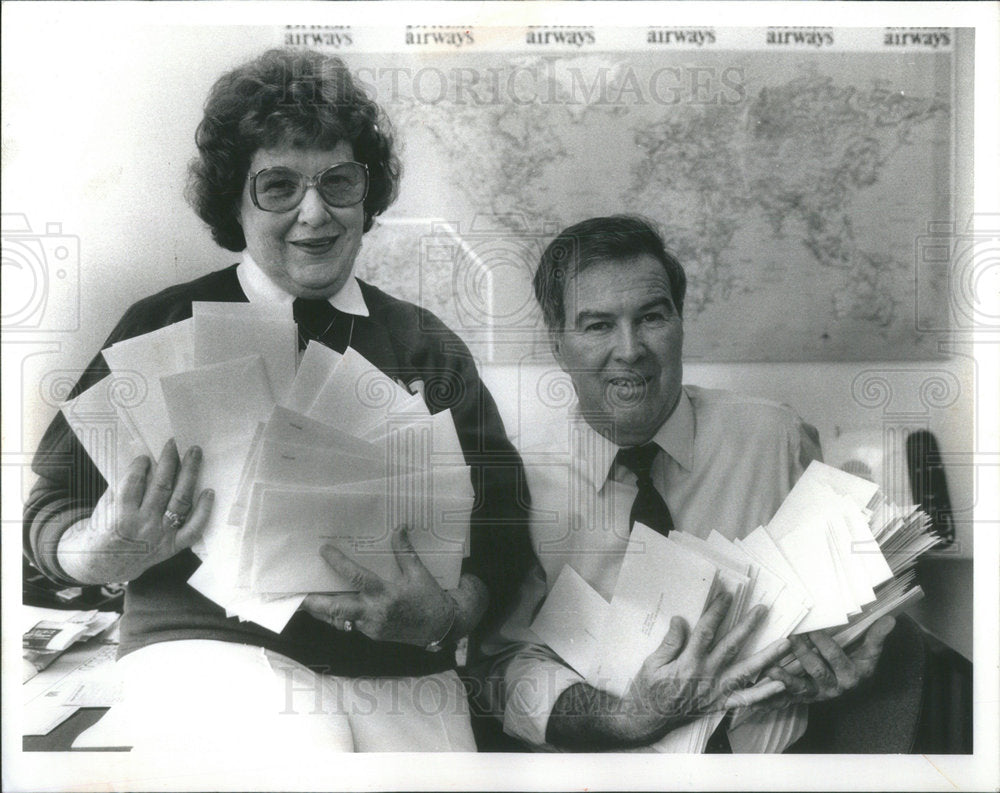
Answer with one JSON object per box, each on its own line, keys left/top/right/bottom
{"left": 2, "top": 2, "right": 997, "bottom": 791}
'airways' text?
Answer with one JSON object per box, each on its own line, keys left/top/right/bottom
{"left": 526, "top": 29, "right": 596, "bottom": 47}
{"left": 405, "top": 28, "right": 474, "bottom": 48}
{"left": 648, "top": 29, "right": 716, "bottom": 46}
{"left": 767, "top": 29, "right": 835, "bottom": 48}
{"left": 884, "top": 31, "right": 950, "bottom": 49}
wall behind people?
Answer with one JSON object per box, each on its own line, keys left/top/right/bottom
{"left": 5, "top": 22, "right": 976, "bottom": 655}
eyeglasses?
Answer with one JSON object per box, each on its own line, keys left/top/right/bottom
{"left": 247, "top": 162, "right": 369, "bottom": 213}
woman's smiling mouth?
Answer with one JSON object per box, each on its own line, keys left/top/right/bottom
{"left": 290, "top": 236, "right": 338, "bottom": 254}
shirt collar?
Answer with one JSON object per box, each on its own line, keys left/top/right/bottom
{"left": 569, "top": 413, "right": 620, "bottom": 493}
{"left": 574, "top": 386, "right": 695, "bottom": 492}
{"left": 650, "top": 386, "right": 695, "bottom": 473}
{"left": 237, "top": 251, "right": 370, "bottom": 317}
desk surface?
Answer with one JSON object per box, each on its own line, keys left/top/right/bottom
{"left": 23, "top": 708, "right": 129, "bottom": 752}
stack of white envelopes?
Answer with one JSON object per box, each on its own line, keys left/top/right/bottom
{"left": 529, "top": 460, "right": 936, "bottom": 752}
{"left": 61, "top": 302, "right": 473, "bottom": 632}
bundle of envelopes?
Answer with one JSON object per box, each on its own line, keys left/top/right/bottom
{"left": 61, "top": 302, "right": 472, "bottom": 633}
{"left": 529, "top": 460, "right": 936, "bottom": 752}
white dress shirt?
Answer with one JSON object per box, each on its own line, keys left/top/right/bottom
{"left": 481, "top": 384, "right": 822, "bottom": 748}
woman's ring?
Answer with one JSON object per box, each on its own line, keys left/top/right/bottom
{"left": 163, "top": 510, "right": 186, "bottom": 531}
{"left": 343, "top": 619, "right": 353, "bottom": 633}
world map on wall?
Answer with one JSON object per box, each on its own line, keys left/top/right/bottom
{"left": 353, "top": 51, "right": 952, "bottom": 362}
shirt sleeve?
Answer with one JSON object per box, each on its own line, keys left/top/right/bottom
{"left": 23, "top": 375, "right": 111, "bottom": 586}
{"left": 470, "top": 560, "right": 585, "bottom": 747}
{"left": 22, "top": 304, "right": 149, "bottom": 586}
{"left": 501, "top": 644, "right": 587, "bottom": 746}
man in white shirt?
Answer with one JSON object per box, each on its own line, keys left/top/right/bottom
{"left": 476, "top": 215, "right": 896, "bottom": 752}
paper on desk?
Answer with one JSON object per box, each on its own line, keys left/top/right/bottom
{"left": 192, "top": 302, "right": 297, "bottom": 404}
{"left": 588, "top": 524, "right": 718, "bottom": 699}
{"left": 282, "top": 340, "right": 342, "bottom": 412}
{"left": 24, "top": 610, "right": 119, "bottom": 653}
{"left": 23, "top": 703, "right": 80, "bottom": 737}
{"left": 305, "top": 347, "right": 413, "bottom": 435}
{"left": 71, "top": 702, "right": 133, "bottom": 750}
{"left": 102, "top": 319, "right": 193, "bottom": 454}
{"left": 64, "top": 676, "right": 123, "bottom": 707}
{"left": 60, "top": 376, "right": 151, "bottom": 488}
{"left": 23, "top": 639, "right": 118, "bottom": 736}
{"left": 247, "top": 481, "right": 471, "bottom": 593}
{"left": 529, "top": 564, "right": 610, "bottom": 677}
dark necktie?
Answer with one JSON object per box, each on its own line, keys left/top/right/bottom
{"left": 293, "top": 298, "right": 352, "bottom": 353}
{"left": 615, "top": 443, "right": 674, "bottom": 536}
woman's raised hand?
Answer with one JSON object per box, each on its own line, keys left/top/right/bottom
{"left": 58, "top": 439, "right": 214, "bottom": 584}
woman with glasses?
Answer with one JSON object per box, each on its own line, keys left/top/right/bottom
{"left": 23, "top": 49, "right": 532, "bottom": 758}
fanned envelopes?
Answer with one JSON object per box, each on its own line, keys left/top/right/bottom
{"left": 528, "top": 461, "right": 936, "bottom": 753}
{"left": 61, "top": 302, "right": 472, "bottom": 633}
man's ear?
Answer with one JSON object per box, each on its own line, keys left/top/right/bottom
{"left": 548, "top": 328, "right": 564, "bottom": 367}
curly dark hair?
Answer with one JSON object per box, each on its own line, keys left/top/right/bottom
{"left": 187, "top": 49, "right": 401, "bottom": 252}
{"left": 534, "top": 215, "right": 687, "bottom": 331}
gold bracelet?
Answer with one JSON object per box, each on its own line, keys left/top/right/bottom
{"left": 424, "top": 597, "right": 458, "bottom": 653}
